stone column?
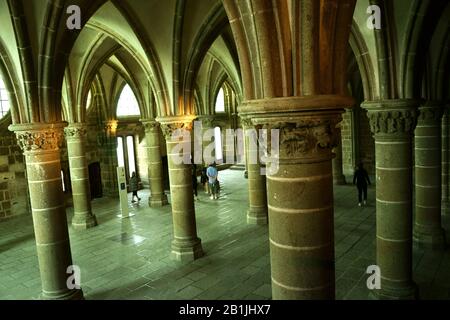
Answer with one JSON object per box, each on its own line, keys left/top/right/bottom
{"left": 241, "top": 117, "right": 268, "bottom": 225}
{"left": 242, "top": 97, "right": 351, "bottom": 300}
{"left": 442, "top": 106, "right": 450, "bottom": 215}
{"left": 332, "top": 127, "right": 347, "bottom": 185}
{"left": 157, "top": 116, "right": 203, "bottom": 261}
{"left": 142, "top": 120, "right": 168, "bottom": 207}
{"left": 198, "top": 115, "right": 216, "bottom": 165}
{"left": 9, "top": 123, "right": 83, "bottom": 300}
{"left": 363, "top": 100, "right": 418, "bottom": 300}
{"left": 65, "top": 123, "right": 97, "bottom": 230}
{"left": 413, "top": 102, "right": 446, "bottom": 248}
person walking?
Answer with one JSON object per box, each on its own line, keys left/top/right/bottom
{"left": 201, "top": 165, "right": 209, "bottom": 194}
{"left": 353, "top": 162, "right": 371, "bottom": 207}
{"left": 130, "top": 171, "right": 141, "bottom": 203}
{"left": 206, "top": 162, "right": 219, "bottom": 200}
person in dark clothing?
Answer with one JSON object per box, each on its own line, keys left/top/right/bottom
{"left": 200, "top": 166, "right": 209, "bottom": 194}
{"left": 353, "top": 163, "right": 371, "bottom": 206}
{"left": 192, "top": 164, "right": 198, "bottom": 200}
{"left": 130, "top": 172, "right": 141, "bottom": 203}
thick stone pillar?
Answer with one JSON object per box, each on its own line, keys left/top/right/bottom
{"left": 241, "top": 117, "right": 268, "bottom": 225}
{"left": 442, "top": 106, "right": 450, "bottom": 215}
{"left": 65, "top": 123, "right": 97, "bottom": 230}
{"left": 242, "top": 97, "right": 352, "bottom": 300}
{"left": 332, "top": 127, "right": 346, "bottom": 185}
{"left": 142, "top": 120, "right": 168, "bottom": 207}
{"left": 10, "top": 123, "right": 83, "bottom": 300}
{"left": 363, "top": 100, "right": 418, "bottom": 300}
{"left": 157, "top": 116, "right": 203, "bottom": 261}
{"left": 413, "top": 102, "right": 446, "bottom": 248}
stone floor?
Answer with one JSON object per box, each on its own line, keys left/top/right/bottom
{"left": 0, "top": 170, "right": 449, "bottom": 300}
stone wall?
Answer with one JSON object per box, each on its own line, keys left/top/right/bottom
{"left": 0, "top": 133, "right": 28, "bottom": 220}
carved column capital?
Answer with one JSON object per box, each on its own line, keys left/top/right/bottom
{"left": 239, "top": 115, "right": 254, "bottom": 129}
{"left": 362, "top": 99, "right": 419, "bottom": 137}
{"left": 255, "top": 114, "right": 342, "bottom": 161}
{"left": 104, "top": 120, "right": 118, "bottom": 136}
{"left": 196, "top": 115, "right": 215, "bottom": 128}
{"left": 238, "top": 96, "right": 353, "bottom": 163}
{"left": 141, "top": 120, "right": 160, "bottom": 134}
{"left": 9, "top": 122, "right": 67, "bottom": 153}
{"left": 417, "top": 101, "right": 445, "bottom": 124}
{"left": 156, "top": 115, "right": 197, "bottom": 139}
{"left": 64, "top": 123, "right": 88, "bottom": 140}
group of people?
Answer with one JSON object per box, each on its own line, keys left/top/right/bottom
{"left": 130, "top": 162, "right": 221, "bottom": 204}
{"left": 193, "top": 162, "right": 220, "bottom": 200}
{"left": 132, "top": 162, "right": 369, "bottom": 207}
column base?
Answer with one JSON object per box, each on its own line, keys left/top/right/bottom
{"left": 413, "top": 227, "right": 446, "bottom": 250}
{"left": 149, "top": 193, "right": 169, "bottom": 207}
{"left": 41, "top": 288, "right": 84, "bottom": 300}
{"left": 369, "top": 283, "right": 418, "bottom": 300}
{"left": 171, "top": 238, "right": 204, "bottom": 262}
{"left": 333, "top": 175, "right": 347, "bottom": 185}
{"left": 71, "top": 213, "right": 98, "bottom": 230}
{"left": 247, "top": 207, "right": 268, "bottom": 225}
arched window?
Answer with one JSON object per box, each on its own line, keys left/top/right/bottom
{"left": 215, "top": 87, "right": 225, "bottom": 113}
{"left": 117, "top": 84, "right": 140, "bottom": 117}
{"left": 214, "top": 126, "right": 223, "bottom": 162}
{"left": 86, "top": 90, "right": 92, "bottom": 110}
{"left": 0, "top": 77, "right": 10, "bottom": 118}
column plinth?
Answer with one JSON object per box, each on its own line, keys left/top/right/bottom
{"left": 413, "top": 102, "right": 446, "bottom": 249}
{"left": 157, "top": 116, "right": 203, "bottom": 261}
{"left": 363, "top": 99, "right": 419, "bottom": 300}
{"left": 241, "top": 117, "right": 268, "bottom": 225}
{"left": 9, "top": 122, "right": 84, "bottom": 300}
{"left": 142, "top": 120, "right": 168, "bottom": 207}
{"left": 65, "top": 123, "right": 97, "bottom": 230}
{"left": 241, "top": 95, "right": 353, "bottom": 300}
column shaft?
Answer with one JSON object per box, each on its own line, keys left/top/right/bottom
{"left": 243, "top": 121, "right": 268, "bottom": 225}
{"left": 414, "top": 103, "right": 446, "bottom": 248}
{"left": 143, "top": 121, "right": 168, "bottom": 207}
{"left": 11, "top": 123, "right": 83, "bottom": 300}
{"left": 364, "top": 100, "right": 418, "bottom": 300}
{"left": 158, "top": 117, "right": 203, "bottom": 261}
{"left": 242, "top": 97, "right": 352, "bottom": 300}
{"left": 65, "top": 124, "right": 97, "bottom": 229}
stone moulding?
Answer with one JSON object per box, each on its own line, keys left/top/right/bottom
{"left": 9, "top": 122, "right": 67, "bottom": 153}
{"left": 417, "top": 101, "right": 445, "bottom": 123}
{"left": 362, "top": 100, "right": 419, "bottom": 136}
{"left": 238, "top": 96, "right": 353, "bottom": 161}
{"left": 156, "top": 115, "right": 197, "bottom": 139}
{"left": 196, "top": 115, "right": 216, "bottom": 128}
{"left": 141, "top": 120, "right": 160, "bottom": 133}
{"left": 64, "top": 124, "right": 88, "bottom": 139}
